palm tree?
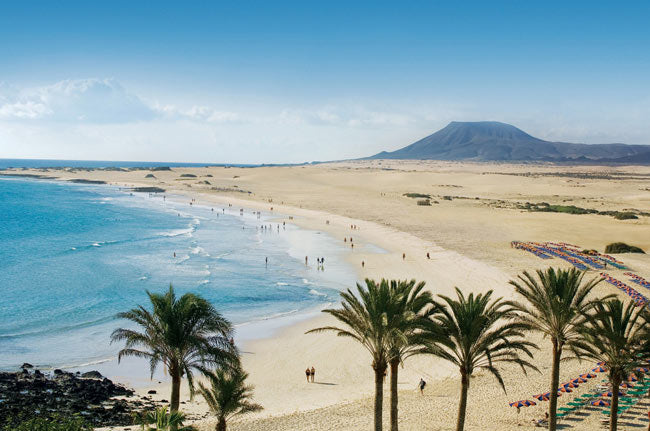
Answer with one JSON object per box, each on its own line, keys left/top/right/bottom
{"left": 421, "top": 288, "right": 537, "bottom": 431}
{"left": 134, "top": 406, "right": 195, "bottom": 431}
{"left": 111, "top": 285, "right": 235, "bottom": 413}
{"left": 198, "top": 365, "right": 263, "bottom": 431}
{"left": 577, "top": 299, "right": 650, "bottom": 431}
{"left": 385, "top": 280, "right": 436, "bottom": 431}
{"left": 306, "top": 279, "right": 400, "bottom": 431}
{"left": 510, "top": 267, "right": 604, "bottom": 431}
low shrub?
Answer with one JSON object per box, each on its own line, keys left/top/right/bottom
{"left": 403, "top": 192, "right": 431, "bottom": 199}
{"left": 604, "top": 242, "right": 645, "bottom": 254}
{"left": 613, "top": 212, "right": 638, "bottom": 220}
{"left": 1, "top": 415, "right": 93, "bottom": 431}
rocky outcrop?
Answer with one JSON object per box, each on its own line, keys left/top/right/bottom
{"left": 0, "top": 369, "right": 158, "bottom": 426}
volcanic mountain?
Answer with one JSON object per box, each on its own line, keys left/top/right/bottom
{"left": 370, "top": 121, "right": 650, "bottom": 163}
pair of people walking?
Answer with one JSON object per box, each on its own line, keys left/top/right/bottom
{"left": 305, "top": 366, "right": 316, "bottom": 383}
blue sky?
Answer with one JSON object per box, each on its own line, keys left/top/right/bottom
{"left": 1, "top": 1, "right": 649, "bottom": 163}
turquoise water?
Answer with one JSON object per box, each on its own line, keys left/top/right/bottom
{"left": 0, "top": 177, "right": 349, "bottom": 371}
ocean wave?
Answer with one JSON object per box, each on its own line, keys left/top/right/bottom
{"left": 138, "top": 276, "right": 148, "bottom": 281}
{"left": 175, "top": 255, "right": 190, "bottom": 263}
{"left": 276, "top": 282, "right": 289, "bottom": 286}
{"left": 158, "top": 227, "right": 194, "bottom": 237}
{"left": 234, "top": 309, "right": 301, "bottom": 326}
{"left": 302, "top": 278, "right": 313, "bottom": 285}
{"left": 0, "top": 315, "right": 116, "bottom": 340}
{"left": 198, "top": 280, "right": 210, "bottom": 286}
{"left": 309, "top": 289, "right": 327, "bottom": 296}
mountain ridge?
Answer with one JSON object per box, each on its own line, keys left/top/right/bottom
{"left": 369, "top": 121, "right": 650, "bottom": 163}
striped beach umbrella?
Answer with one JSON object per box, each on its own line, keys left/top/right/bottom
{"left": 509, "top": 400, "right": 536, "bottom": 408}
{"left": 591, "top": 399, "right": 610, "bottom": 407}
{"left": 592, "top": 366, "right": 607, "bottom": 373}
{"left": 559, "top": 386, "right": 573, "bottom": 393}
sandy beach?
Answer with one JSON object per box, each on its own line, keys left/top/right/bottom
{"left": 2, "top": 161, "right": 649, "bottom": 430}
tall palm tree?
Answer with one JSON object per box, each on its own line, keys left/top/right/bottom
{"left": 111, "top": 285, "right": 235, "bottom": 413}
{"left": 306, "top": 279, "right": 401, "bottom": 431}
{"left": 198, "top": 365, "right": 263, "bottom": 431}
{"left": 510, "top": 267, "right": 604, "bottom": 431}
{"left": 421, "top": 288, "right": 537, "bottom": 431}
{"left": 385, "top": 279, "right": 436, "bottom": 431}
{"left": 577, "top": 299, "right": 650, "bottom": 431}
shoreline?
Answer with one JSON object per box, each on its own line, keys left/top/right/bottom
{"left": 2, "top": 164, "right": 649, "bottom": 430}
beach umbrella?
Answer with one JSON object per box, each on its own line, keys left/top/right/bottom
{"left": 592, "top": 366, "right": 607, "bottom": 373}
{"left": 592, "top": 399, "right": 610, "bottom": 407}
{"left": 559, "top": 386, "right": 573, "bottom": 393}
{"left": 620, "top": 382, "right": 633, "bottom": 388}
{"left": 563, "top": 382, "right": 579, "bottom": 388}
{"left": 634, "top": 367, "right": 648, "bottom": 373}
{"left": 509, "top": 400, "right": 536, "bottom": 408}
{"left": 580, "top": 373, "right": 597, "bottom": 379}
{"left": 602, "top": 391, "right": 624, "bottom": 397}
{"left": 627, "top": 375, "right": 638, "bottom": 382}
{"left": 533, "top": 393, "right": 550, "bottom": 401}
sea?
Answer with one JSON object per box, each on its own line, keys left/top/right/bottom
{"left": 0, "top": 175, "right": 355, "bottom": 374}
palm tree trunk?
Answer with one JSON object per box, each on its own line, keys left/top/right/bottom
{"left": 216, "top": 416, "right": 227, "bottom": 431}
{"left": 374, "top": 365, "right": 385, "bottom": 431}
{"left": 456, "top": 371, "right": 469, "bottom": 431}
{"left": 389, "top": 359, "right": 399, "bottom": 431}
{"left": 548, "top": 342, "right": 562, "bottom": 431}
{"left": 170, "top": 369, "right": 181, "bottom": 413}
{"left": 609, "top": 374, "right": 621, "bottom": 431}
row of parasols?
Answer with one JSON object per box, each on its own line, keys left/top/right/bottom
{"left": 511, "top": 241, "right": 626, "bottom": 270}
{"left": 625, "top": 272, "right": 650, "bottom": 289}
{"left": 509, "top": 362, "right": 650, "bottom": 409}
{"left": 600, "top": 273, "right": 649, "bottom": 307}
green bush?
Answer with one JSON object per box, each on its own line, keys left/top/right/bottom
{"left": 403, "top": 192, "right": 431, "bottom": 199}
{"left": 1, "top": 415, "right": 93, "bottom": 431}
{"left": 613, "top": 212, "right": 638, "bottom": 220}
{"left": 604, "top": 242, "right": 645, "bottom": 254}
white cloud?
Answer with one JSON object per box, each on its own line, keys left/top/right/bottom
{"left": 0, "top": 78, "right": 154, "bottom": 123}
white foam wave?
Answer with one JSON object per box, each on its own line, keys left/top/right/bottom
{"left": 276, "top": 282, "right": 289, "bottom": 286}
{"left": 92, "top": 243, "right": 101, "bottom": 247}
{"left": 159, "top": 227, "right": 193, "bottom": 237}
{"left": 309, "top": 289, "right": 326, "bottom": 296}
{"left": 302, "top": 278, "right": 313, "bottom": 285}
{"left": 198, "top": 280, "right": 210, "bottom": 286}
{"left": 175, "top": 255, "right": 190, "bottom": 263}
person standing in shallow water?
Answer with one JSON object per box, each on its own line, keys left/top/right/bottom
{"left": 310, "top": 366, "right": 315, "bottom": 383}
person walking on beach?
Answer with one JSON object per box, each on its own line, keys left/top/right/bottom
{"left": 426, "top": 252, "right": 430, "bottom": 259}
{"left": 418, "top": 378, "right": 426, "bottom": 394}
{"left": 402, "top": 253, "right": 406, "bottom": 260}
{"left": 310, "top": 366, "right": 315, "bottom": 383}
{"left": 305, "top": 367, "right": 311, "bottom": 383}
{"left": 305, "top": 256, "right": 308, "bottom": 265}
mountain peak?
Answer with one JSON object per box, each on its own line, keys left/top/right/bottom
{"left": 369, "top": 121, "right": 650, "bottom": 163}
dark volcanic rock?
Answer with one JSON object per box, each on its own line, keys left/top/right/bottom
{"left": 0, "top": 370, "right": 155, "bottom": 426}
{"left": 81, "top": 370, "right": 103, "bottom": 379}
{"left": 20, "top": 363, "right": 33, "bottom": 369}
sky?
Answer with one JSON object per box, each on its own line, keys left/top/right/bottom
{"left": 1, "top": 1, "right": 649, "bottom": 164}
